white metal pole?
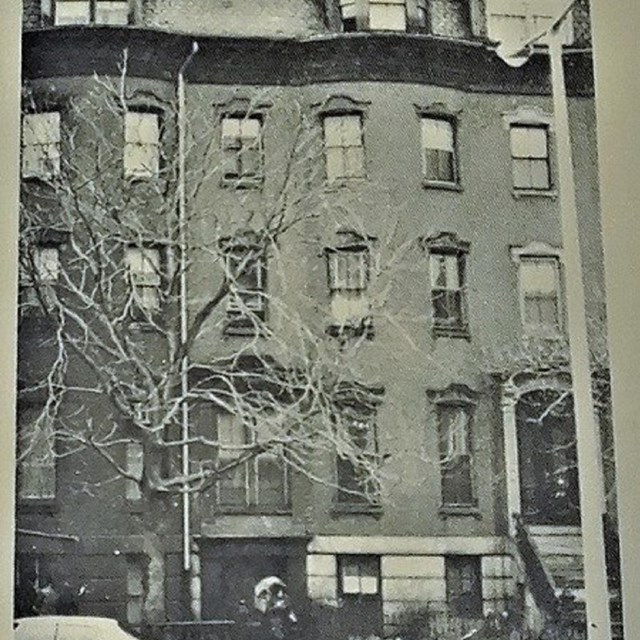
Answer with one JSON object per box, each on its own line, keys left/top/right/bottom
{"left": 178, "top": 41, "right": 198, "bottom": 572}
{"left": 548, "top": 27, "right": 611, "bottom": 640}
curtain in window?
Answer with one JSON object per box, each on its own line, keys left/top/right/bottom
{"left": 438, "top": 405, "right": 473, "bottom": 506}
{"left": 520, "top": 257, "right": 559, "bottom": 328}
{"left": 422, "top": 118, "right": 456, "bottom": 183}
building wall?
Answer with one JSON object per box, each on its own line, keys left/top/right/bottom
{"left": 17, "top": 1, "right": 603, "bottom": 627}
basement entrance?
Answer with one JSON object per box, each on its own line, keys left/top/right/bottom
{"left": 200, "top": 538, "right": 308, "bottom": 622}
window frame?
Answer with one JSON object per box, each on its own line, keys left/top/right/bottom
{"left": 16, "top": 405, "right": 57, "bottom": 505}
{"left": 509, "top": 123, "right": 551, "bottom": 192}
{"left": 124, "top": 245, "right": 163, "bottom": 321}
{"left": 223, "top": 244, "right": 268, "bottom": 336}
{"left": 215, "top": 412, "right": 290, "bottom": 514}
{"left": 420, "top": 115, "right": 460, "bottom": 188}
{"left": 322, "top": 112, "right": 367, "bottom": 185}
{"left": 337, "top": 555, "right": 381, "bottom": 598}
{"left": 124, "top": 109, "right": 162, "bottom": 181}
{"left": 19, "top": 243, "right": 61, "bottom": 317}
{"left": 423, "top": 232, "right": 470, "bottom": 339}
{"left": 502, "top": 107, "right": 555, "bottom": 197}
{"left": 21, "top": 111, "right": 62, "bottom": 182}
{"left": 445, "top": 555, "right": 483, "bottom": 619}
{"left": 325, "top": 240, "right": 374, "bottom": 340}
{"left": 44, "top": 0, "right": 132, "bottom": 26}
{"left": 428, "top": 384, "right": 479, "bottom": 514}
{"left": 220, "top": 113, "right": 265, "bottom": 188}
{"left": 338, "top": 0, "right": 428, "bottom": 32}
{"left": 511, "top": 242, "right": 564, "bottom": 336}
{"left": 333, "top": 393, "right": 383, "bottom": 513}
{"left": 486, "top": 0, "right": 575, "bottom": 48}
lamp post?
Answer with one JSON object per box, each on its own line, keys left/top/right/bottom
{"left": 497, "top": 8, "right": 612, "bottom": 640}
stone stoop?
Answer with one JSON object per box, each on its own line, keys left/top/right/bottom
{"left": 526, "top": 525, "right": 624, "bottom": 640}
{"left": 527, "top": 525, "right": 584, "bottom": 598}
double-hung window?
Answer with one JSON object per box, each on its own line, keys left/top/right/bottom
{"left": 429, "top": 248, "right": 468, "bottom": 337}
{"left": 225, "top": 246, "right": 267, "bottom": 333}
{"left": 124, "top": 111, "right": 160, "bottom": 179}
{"left": 125, "top": 247, "right": 161, "bottom": 317}
{"left": 221, "top": 115, "right": 263, "bottom": 184}
{"left": 421, "top": 117, "right": 458, "bottom": 185}
{"left": 518, "top": 255, "right": 561, "bottom": 332}
{"left": 438, "top": 404, "right": 474, "bottom": 507}
{"left": 22, "top": 113, "right": 61, "bottom": 180}
{"left": 369, "top": 0, "right": 407, "bottom": 31}
{"left": 486, "top": 0, "right": 574, "bottom": 49}
{"left": 339, "top": 0, "right": 424, "bottom": 31}
{"left": 326, "top": 244, "right": 372, "bottom": 336}
{"left": 510, "top": 124, "right": 550, "bottom": 191}
{"left": 336, "top": 414, "right": 380, "bottom": 507}
{"left": 323, "top": 114, "right": 366, "bottom": 183}
{"left": 47, "top": 0, "right": 130, "bottom": 25}
{"left": 216, "top": 413, "right": 288, "bottom": 512}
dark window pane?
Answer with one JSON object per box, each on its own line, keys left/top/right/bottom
{"left": 446, "top": 556, "right": 483, "bottom": 619}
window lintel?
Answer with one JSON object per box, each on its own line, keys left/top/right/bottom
{"left": 502, "top": 106, "right": 553, "bottom": 130}
{"left": 414, "top": 102, "right": 462, "bottom": 119}
{"left": 427, "top": 383, "right": 478, "bottom": 406}
{"left": 422, "top": 231, "right": 470, "bottom": 255}
{"left": 214, "top": 96, "right": 272, "bottom": 118}
{"left": 510, "top": 241, "right": 563, "bottom": 264}
{"left": 314, "top": 95, "right": 371, "bottom": 117}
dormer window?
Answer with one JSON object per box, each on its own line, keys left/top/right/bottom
{"left": 45, "top": 0, "right": 131, "bottom": 25}
{"left": 338, "top": 0, "right": 427, "bottom": 32}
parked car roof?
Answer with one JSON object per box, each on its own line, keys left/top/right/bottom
{"left": 14, "top": 616, "right": 139, "bottom": 640}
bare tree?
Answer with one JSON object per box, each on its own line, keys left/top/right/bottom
{"left": 17, "top": 57, "right": 407, "bottom": 622}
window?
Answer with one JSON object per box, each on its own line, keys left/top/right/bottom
{"left": 224, "top": 246, "right": 267, "bottom": 334}
{"left": 445, "top": 556, "right": 483, "bottom": 619}
{"left": 22, "top": 112, "right": 61, "bottom": 180}
{"left": 486, "top": 0, "right": 574, "bottom": 48}
{"left": 17, "top": 406, "right": 56, "bottom": 501}
{"left": 421, "top": 117, "right": 458, "bottom": 185}
{"left": 126, "top": 556, "right": 144, "bottom": 626}
{"left": 326, "top": 244, "right": 372, "bottom": 337}
{"left": 424, "top": 232, "right": 469, "bottom": 338}
{"left": 518, "top": 255, "right": 561, "bottom": 332}
{"left": 125, "top": 247, "right": 161, "bottom": 317}
{"left": 510, "top": 124, "right": 550, "bottom": 191}
{"left": 221, "top": 115, "right": 263, "bottom": 185}
{"left": 323, "top": 115, "right": 366, "bottom": 183}
{"left": 338, "top": 556, "right": 380, "bottom": 596}
{"left": 124, "top": 111, "right": 160, "bottom": 179}
{"left": 339, "top": 0, "right": 424, "bottom": 31}
{"left": 46, "top": 0, "right": 130, "bottom": 25}
{"left": 216, "top": 413, "right": 288, "bottom": 512}
{"left": 438, "top": 404, "right": 474, "bottom": 507}
{"left": 20, "top": 245, "right": 60, "bottom": 314}
{"left": 336, "top": 414, "right": 380, "bottom": 507}
{"left": 369, "top": 0, "right": 407, "bottom": 31}
{"left": 125, "top": 442, "right": 143, "bottom": 501}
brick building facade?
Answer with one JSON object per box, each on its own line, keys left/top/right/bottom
{"left": 16, "top": 1, "right": 614, "bottom": 638}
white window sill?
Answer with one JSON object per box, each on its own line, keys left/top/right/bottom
{"left": 512, "top": 189, "right": 558, "bottom": 200}
{"left": 423, "top": 180, "right": 463, "bottom": 192}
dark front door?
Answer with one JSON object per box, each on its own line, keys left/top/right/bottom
{"left": 335, "top": 555, "right": 383, "bottom": 640}
{"left": 516, "top": 389, "right": 580, "bottom": 525}
{"left": 200, "top": 539, "right": 306, "bottom": 622}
